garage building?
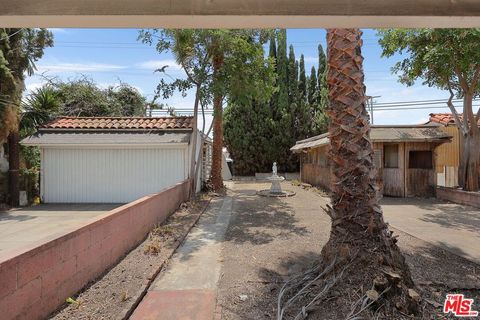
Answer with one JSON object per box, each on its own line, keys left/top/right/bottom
{"left": 22, "top": 116, "right": 202, "bottom": 203}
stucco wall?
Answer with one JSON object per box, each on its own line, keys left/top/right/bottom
{"left": 0, "top": 180, "right": 189, "bottom": 320}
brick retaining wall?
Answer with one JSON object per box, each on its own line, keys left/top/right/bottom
{"left": 436, "top": 186, "right": 480, "bottom": 208}
{"left": 0, "top": 180, "right": 189, "bottom": 320}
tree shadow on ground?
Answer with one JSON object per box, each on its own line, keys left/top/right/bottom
{"left": 381, "top": 197, "right": 480, "bottom": 233}
{"left": 247, "top": 235, "right": 480, "bottom": 319}
{"left": 175, "top": 187, "right": 310, "bottom": 259}
{"left": 0, "top": 211, "right": 37, "bottom": 222}
{"left": 221, "top": 251, "right": 322, "bottom": 320}
{"left": 399, "top": 236, "right": 480, "bottom": 317}
{"left": 225, "top": 188, "right": 309, "bottom": 245}
{"left": 418, "top": 206, "right": 480, "bottom": 233}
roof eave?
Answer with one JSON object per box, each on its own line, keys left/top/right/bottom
{"left": 21, "top": 141, "right": 189, "bottom": 147}
{"left": 37, "top": 128, "right": 193, "bottom": 133}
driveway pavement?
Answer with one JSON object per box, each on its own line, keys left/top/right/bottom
{"left": 381, "top": 197, "right": 480, "bottom": 264}
{"left": 0, "top": 203, "right": 120, "bottom": 255}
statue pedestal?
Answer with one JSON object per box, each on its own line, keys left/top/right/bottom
{"left": 257, "top": 163, "right": 295, "bottom": 197}
{"left": 268, "top": 175, "right": 285, "bottom": 194}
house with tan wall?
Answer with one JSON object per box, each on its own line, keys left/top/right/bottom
{"left": 291, "top": 125, "right": 452, "bottom": 198}
{"left": 426, "top": 113, "right": 480, "bottom": 188}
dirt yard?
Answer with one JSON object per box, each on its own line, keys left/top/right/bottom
{"left": 217, "top": 182, "right": 480, "bottom": 319}
{"left": 49, "top": 197, "right": 210, "bottom": 320}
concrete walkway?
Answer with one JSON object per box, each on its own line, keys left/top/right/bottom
{"left": 381, "top": 197, "right": 480, "bottom": 264}
{"left": 0, "top": 204, "right": 119, "bottom": 255}
{"left": 131, "top": 196, "right": 233, "bottom": 320}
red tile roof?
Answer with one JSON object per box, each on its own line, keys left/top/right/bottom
{"left": 429, "top": 113, "right": 480, "bottom": 126}
{"left": 41, "top": 116, "right": 194, "bottom": 131}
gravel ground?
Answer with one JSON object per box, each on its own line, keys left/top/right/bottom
{"left": 49, "top": 198, "right": 210, "bottom": 320}
{"left": 217, "top": 182, "right": 480, "bottom": 319}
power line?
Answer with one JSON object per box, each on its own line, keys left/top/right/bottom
{"left": 373, "top": 105, "right": 465, "bottom": 111}
{"left": 372, "top": 98, "right": 476, "bottom": 106}
{"left": 147, "top": 98, "right": 469, "bottom": 114}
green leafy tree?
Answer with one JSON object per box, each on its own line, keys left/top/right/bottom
{"left": 55, "top": 78, "right": 111, "bottom": 116}
{"left": 378, "top": 28, "right": 480, "bottom": 191}
{"left": 224, "top": 30, "right": 329, "bottom": 174}
{"left": 224, "top": 100, "right": 275, "bottom": 175}
{"left": 0, "top": 28, "right": 53, "bottom": 206}
{"left": 106, "top": 83, "right": 146, "bottom": 116}
{"left": 33, "top": 78, "right": 147, "bottom": 117}
{"left": 139, "top": 29, "right": 275, "bottom": 191}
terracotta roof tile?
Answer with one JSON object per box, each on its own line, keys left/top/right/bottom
{"left": 40, "top": 116, "right": 194, "bottom": 131}
{"left": 429, "top": 113, "right": 480, "bottom": 126}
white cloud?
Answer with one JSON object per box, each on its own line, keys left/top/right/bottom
{"left": 48, "top": 28, "right": 68, "bottom": 34}
{"left": 135, "top": 59, "right": 182, "bottom": 71}
{"left": 37, "top": 62, "right": 126, "bottom": 74}
{"left": 303, "top": 56, "right": 318, "bottom": 63}
{"left": 25, "top": 82, "right": 44, "bottom": 92}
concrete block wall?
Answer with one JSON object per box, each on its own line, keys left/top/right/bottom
{"left": 436, "top": 186, "right": 480, "bottom": 208}
{"left": 0, "top": 180, "right": 189, "bottom": 320}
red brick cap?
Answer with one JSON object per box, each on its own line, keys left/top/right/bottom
{"left": 429, "top": 113, "right": 480, "bottom": 126}
{"left": 41, "top": 116, "right": 194, "bottom": 130}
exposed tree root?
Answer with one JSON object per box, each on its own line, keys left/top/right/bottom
{"left": 277, "top": 243, "right": 421, "bottom": 320}
{"left": 278, "top": 206, "right": 421, "bottom": 320}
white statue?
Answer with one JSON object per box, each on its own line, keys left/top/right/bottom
{"left": 272, "top": 162, "right": 278, "bottom": 176}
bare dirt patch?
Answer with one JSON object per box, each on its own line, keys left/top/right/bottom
{"left": 50, "top": 196, "right": 210, "bottom": 320}
{"left": 217, "top": 182, "right": 480, "bottom": 319}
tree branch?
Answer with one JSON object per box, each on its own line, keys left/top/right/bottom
{"left": 446, "top": 80, "right": 468, "bottom": 136}
{"left": 471, "top": 65, "right": 480, "bottom": 93}
{"left": 205, "top": 119, "right": 214, "bottom": 137}
{"left": 454, "top": 66, "right": 470, "bottom": 92}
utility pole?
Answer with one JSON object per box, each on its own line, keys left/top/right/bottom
{"left": 366, "top": 95, "right": 380, "bottom": 124}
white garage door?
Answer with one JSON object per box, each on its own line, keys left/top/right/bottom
{"left": 42, "top": 147, "right": 187, "bottom": 203}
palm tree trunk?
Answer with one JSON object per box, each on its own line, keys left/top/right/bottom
{"left": 321, "top": 28, "right": 418, "bottom": 315}
{"left": 210, "top": 51, "right": 225, "bottom": 191}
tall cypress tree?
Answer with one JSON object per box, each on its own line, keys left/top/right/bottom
{"left": 273, "top": 30, "right": 292, "bottom": 171}
{"left": 308, "top": 66, "right": 317, "bottom": 106}
{"left": 315, "top": 44, "right": 329, "bottom": 135}
{"left": 317, "top": 44, "right": 327, "bottom": 84}
{"left": 287, "top": 45, "right": 298, "bottom": 105}
{"left": 277, "top": 30, "right": 289, "bottom": 113}
{"left": 269, "top": 33, "right": 277, "bottom": 66}
{"left": 298, "top": 54, "right": 307, "bottom": 102}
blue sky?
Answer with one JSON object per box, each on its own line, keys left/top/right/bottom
{"left": 26, "top": 28, "right": 455, "bottom": 129}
